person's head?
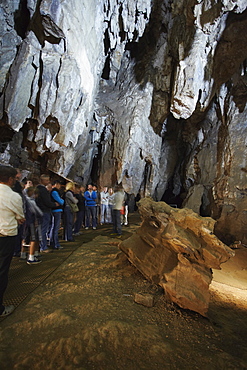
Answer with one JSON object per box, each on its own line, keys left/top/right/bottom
{"left": 26, "top": 186, "right": 35, "bottom": 197}
{"left": 114, "top": 184, "right": 123, "bottom": 192}
{"left": 108, "top": 187, "right": 113, "bottom": 195}
{"left": 65, "top": 182, "right": 75, "bottom": 192}
{"left": 103, "top": 186, "right": 108, "bottom": 192}
{"left": 46, "top": 183, "right": 52, "bottom": 192}
{"left": 92, "top": 185, "right": 97, "bottom": 191}
{"left": 15, "top": 168, "right": 22, "bottom": 181}
{"left": 0, "top": 165, "right": 17, "bottom": 187}
{"left": 24, "top": 180, "right": 33, "bottom": 189}
{"left": 74, "top": 184, "right": 81, "bottom": 194}
{"left": 52, "top": 180, "right": 61, "bottom": 190}
{"left": 80, "top": 185, "right": 85, "bottom": 193}
{"left": 87, "top": 184, "right": 93, "bottom": 191}
{"left": 40, "top": 174, "right": 50, "bottom": 186}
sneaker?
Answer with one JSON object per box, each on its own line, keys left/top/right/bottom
{"left": 27, "top": 258, "right": 42, "bottom": 265}
{"left": 0, "top": 305, "right": 15, "bottom": 317}
{"left": 55, "top": 246, "right": 64, "bottom": 250}
{"left": 40, "top": 248, "right": 52, "bottom": 253}
{"left": 73, "top": 232, "right": 80, "bottom": 236}
{"left": 93, "top": 227, "right": 96, "bottom": 230}
{"left": 85, "top": 227, "right": 89, "bottom": 230}
{"left": 34, "top": 253, "right": 41, "bottom": 258}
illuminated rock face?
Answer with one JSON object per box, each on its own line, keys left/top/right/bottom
{"left": 120, "top": 198, "right": 234, "bottom": 316}
{"left": 0, "top": 1, "right": 247, "bottom": 243}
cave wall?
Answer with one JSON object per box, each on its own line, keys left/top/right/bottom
{"left": 0, "top": 0, "right": 247, "bottom": 243}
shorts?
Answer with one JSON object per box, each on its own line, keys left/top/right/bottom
{"left": 23, "top": 223, "right": 42, "bottom": 243}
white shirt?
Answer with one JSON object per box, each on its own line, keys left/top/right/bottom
{"left": 0, "top": 184, "right": 24, "bottom": 236}
{"left": 100, "top": 191, "right": 109, "bottom": 205}
{"left": 113, "top": 190, "right": 124, "bottom": 210}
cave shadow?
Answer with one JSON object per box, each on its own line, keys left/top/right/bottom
{"left": 212, "top": 8, "right": 247, "bottom": 96}
{"left": 125, "top": 0, "right": 196, "bottom": 88}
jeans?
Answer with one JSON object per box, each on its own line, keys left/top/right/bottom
{"left": 85, "top": 206, "right": 97, "bottom": 228}
{"left": 112, "top": 209, "right": 122, "bottom": 235}
{"left": 0, "top": 236, "right": 16, "bottom": 313}
{"left": 40, "top": 212, "right": 51, "bottom": 251}
{"left": 64, "top": 205, "right": 74, "bottom": 241}
{"left": 13, "top": 224, "right": 23, "bottom": 256}
{"left": 100, "top": 204, "right": 109, "bottom": 223}
{"left": 73, "top": 210, "right": 85, "bottom": 233}
{"left": 107, "top": 205, "right": 113, "bottom": 223}
{"left": 50, "top": 212, "right": 62, "bottom": 248}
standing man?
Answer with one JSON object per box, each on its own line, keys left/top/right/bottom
{"left": 36, "top": 174, "right": 57, "bottom": 253}
{"left": 12, "top": 168, "right": 24, "bottom": 257}
{"left": 100, "top": 186, "right": 109, "bottom": 224}
{"left": 73, "top": 184, "right": 85, "bottom": 235}
{"left": 84, "top": 184, "right": 97, "bottom": 229}
{"left": 50, "top": 180, "right": 64, "bottom": 249}
{"left": 0, "top": 165, "right": 25, "bottom": 316}
{"left": 112, "top": 185, "right": 125, "bottom": 237}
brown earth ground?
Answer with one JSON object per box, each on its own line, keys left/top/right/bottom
{"left": 0, "top": 213, "right": 247, "bottom": 370}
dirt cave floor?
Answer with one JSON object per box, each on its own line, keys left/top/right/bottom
{"left": 0, "top": 213, "right": 247, "bottom": 370}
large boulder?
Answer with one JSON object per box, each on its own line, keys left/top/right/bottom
{"left": 120, "top": 197, "right": 234, "bottom": 316}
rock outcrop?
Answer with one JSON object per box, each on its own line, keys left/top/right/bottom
{"left": 120, "top": 197, "right": 234, "bottom": 316}
{"left": 0, "top": 1, "right": 247, "bottom": 243}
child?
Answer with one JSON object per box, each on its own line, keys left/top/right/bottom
{"left": 22, "top": 187, "right": 43, "bottom": 264}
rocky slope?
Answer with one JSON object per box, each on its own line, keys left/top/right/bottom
{"left": 0, "top": 0, "right": 247, "bottom": 243}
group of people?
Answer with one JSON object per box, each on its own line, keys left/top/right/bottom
{"left": 85, "top": 184, "right": 128, "bottom": 233}
{"left": 0, "top": 164, "right": 128, "bottom": 317}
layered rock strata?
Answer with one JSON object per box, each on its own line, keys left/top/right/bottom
{"left": 120, "top": 197, "right": 234, "bottom": 316}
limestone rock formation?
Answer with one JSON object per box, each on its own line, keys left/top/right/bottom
{"left": 0, "top": 1, "right": 247, "bottom": 243}
{"left": 120, "top": 197, "right": 234, "bottom": 316}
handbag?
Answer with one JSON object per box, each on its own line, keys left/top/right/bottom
{"left": 67, "top": 197, "right": 79, "bottom": 213}
{"left": 69, "top": 202, "right": 79, "bottom": 213}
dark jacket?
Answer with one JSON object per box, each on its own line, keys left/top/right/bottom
{"left": 75, "top": 193, "right": 85, "bottom": 211}
{"left": 36, "top": 184, "right": 56, "bottom": 212}
{"left": 12, "top": 180, "right": 23, "bottom": 196}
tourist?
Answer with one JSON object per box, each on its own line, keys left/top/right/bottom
{"left": 12, "top": 168, "right": 24, "bottom": 257}
{"left": 107, "top": 187, "right": 114, "bottom": 223}
{"left": 122, "top": 192, "right": 130, "bottom": 226}
{"left": 23, "top": 179, "right": 33, "bottom": 195}
{"left": 112, "top": 185, "right": 125, "bottom": 236}
{"left": 100, "top": 186, "right": 109, "bottom": 224}
{"left": 84, "top": 184, "right": 97, "bottom": 229}
{"left": 36, "top": 174, "right": 58, "bottom": 253}
{"left": 93, "top": 185, "right": 100, "bottom": 226}
{"left": 73, "top": 184, "right": 85, "bottom": 235}
{"left": 22, "top": 186, "right": 43, "bottom": 264}
{"left": 64, "top": 182, "right": 78, "bottom": 241}
{"left": 46, "top": 182, "right": 52, "bottom": 193}
{"left": 50, "top": 180, "right": 64, "bottom": 249}
{"left": 0, "top": 165, "right": 25, "bottom": 317}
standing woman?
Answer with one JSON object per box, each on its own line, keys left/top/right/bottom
{"left": 64, "top": 182, "right": 78, "bottom": 241}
